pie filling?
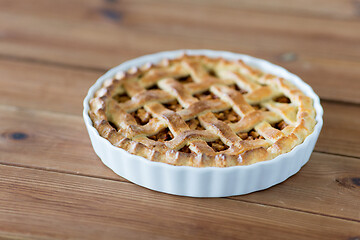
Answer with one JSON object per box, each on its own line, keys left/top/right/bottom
{"left": 176, "top": 75, "right": 193, "bottom": 83}
{"left": 163, "top": 100, "right": 183, "bottom": 112}
{"left": 214, "top": 109, "right": 241, "bottom": 123}
{"left": 252, "top": 104, "right": 269, "bottom": 111}
{"left": 238, "top": 130, "right": 265, "bottom": 140}
{"left": 148, "top": 128, "right": 173, "bottom": 142}
{"left": 186, "top": 118, "right": 205, "bottom": 130}
{"left": 108, "top": 121, "right": 118, "bottom": 131}
{"left": 178, "top": 144, "right": 192, "bottom": 153}
{"left": 147, "top": 84, "right": 161, "bottom": 90}
{"left": 194, "top": 90, "right": 219, "bottom": 100}
{"left": 229, "top": 84, "right": 248, "bottom": 94}
{"left": 208, "top": 139, "right": 229, "bottom": 152}
{"left": 273, "top": 120, "right": 288, "bottom": 130}
{"left": 113, "top": 92, "right": 131, "bottom": 102}
{"left": 131, "top": 108, "right": 151, "bottom": 125}
{"left": 207, "top": 69, "right": 217, "bottom": 77}
{"left": 274, "top": 95, "right": 291, "bottom": 103}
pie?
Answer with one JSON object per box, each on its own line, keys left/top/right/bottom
{"left": 89, "top": 55, "right": 316, "bottom": 167}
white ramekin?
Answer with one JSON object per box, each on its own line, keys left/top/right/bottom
{"left": 83, "top": 50, "right": 323, "bottom": 197}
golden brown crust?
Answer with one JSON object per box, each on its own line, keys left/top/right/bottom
{"left": 89, "top": 55, "right": 316, "bottom": 167}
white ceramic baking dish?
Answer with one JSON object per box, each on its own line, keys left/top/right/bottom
{"left": 83, "top": 49, "right": 323, "bottom": 197}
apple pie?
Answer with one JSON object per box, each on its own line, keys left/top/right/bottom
{"left": 89, "top": 55, "right": 316, "bottom": 167}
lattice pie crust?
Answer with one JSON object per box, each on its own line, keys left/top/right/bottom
{"left": 89, "top": 55, "right": 316, "bottom": 167}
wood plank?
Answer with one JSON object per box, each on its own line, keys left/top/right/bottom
{"left": 316, "top": 101, "right": 360, "bottom": 157}
{"left": 0, "top": 164, "right": 359, "bottom": 240}
{"left": 0, "top": 1, "right": 359, "bottom": 103}
{"left": 164, "top": 0, "right": 359, "bottom": 19}
{"left": 1, "top": 1, "right": 360, "bottom": 61}
{"left": 0, "top": 105, "right": 359, "bottom": 221}
{"left": 231, "top": 153, "right": 360, "bottom": 221}
{"left": 280, "top": 57, "right": 360, "bottom": 104}
{"left": 1, "top": 0, "right": 358, "bottom": 20}
{"left": 0, "top": 105, "right": 122, "bottom": 181}
{"left": 0, "top": 58, "right": 101, "bottom": 116}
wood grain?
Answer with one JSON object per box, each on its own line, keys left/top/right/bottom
{"left": 316, "top": 101, "right": 360, "bottom": 157}
{"left": 0, "top": 164, "right": 359, "bottom": 240}
{"left": 2, "top": 0, "right": 359, "bottom": 20}
{"left": 0, "top": 105, "right": 359, "bottom": 221}
{"left": 164, "top": 0, "right": 360, "bottom": 19}
{"left": 232, "top": 153, "right": 360, "bottom": 221}
{"left": 0, "top": 58, "right": 100, "bottom": 115}
{"left": 0, "top": 0, "right": 359, "bottom": 103}
{"left": 0, "top": 105, "right": 122, "bottom": 181}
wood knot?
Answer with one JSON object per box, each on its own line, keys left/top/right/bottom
{"left": 100, "top": 8, "right": 123, "bottom": 22}
{"left": 10, "top": 132, "right": 28, "bottom": 140}
{"left": 335, "top": 177, "right": 360, "bottom": 189}
{"left": 351, "top": 178, "right": 360, "bottom": 186}
{"left": 353, "top": 0, "right": 360, "bottom": 17}
{"left": 278, "top": 52, "right": 298, "bottom": 62}
{"left": 1, "top": 131, "right": 29, "bottom": 140}
{"left": 348, "top": 237, "right": 360, "bottom": 240}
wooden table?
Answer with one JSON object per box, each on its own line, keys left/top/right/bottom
{"left": 0, "top": 0, "right": 359, "bottom": 239}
